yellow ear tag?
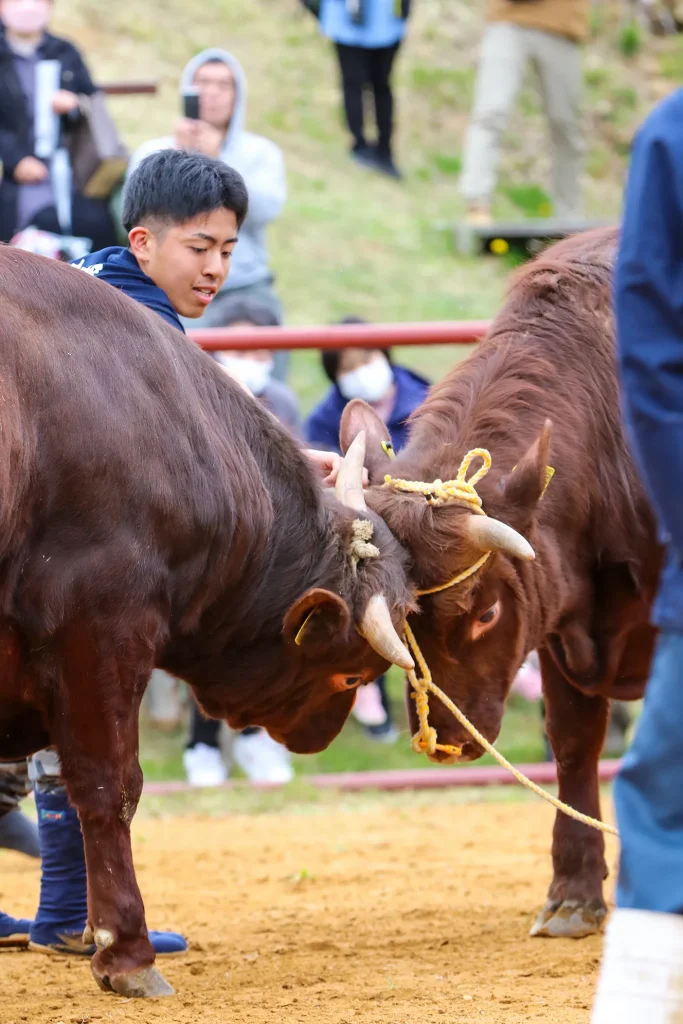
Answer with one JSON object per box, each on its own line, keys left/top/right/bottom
{"left": 511, "top": 464, "right": 555, "bottom": 499}
{"left": 295, "top": 609, "right": 317, "bottom": 647}
{"left": 381, "top": 440, "right": 396, "bottom": 460}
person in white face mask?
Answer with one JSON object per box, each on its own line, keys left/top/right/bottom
{"left": 305, "top": 317, "right": 429, "bottom": 454}
{"left": 305, "top": 317, "right": 430, "bottom": 741}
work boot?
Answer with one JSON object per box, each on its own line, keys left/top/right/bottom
{"left": 0, "top": 806, "right": 40, "bottom": 858}
{"left": 0, "top": 911, "right": 31, "bottom": 947}
{"left": 28, "top": 785, "right": 187, "bottom": 956}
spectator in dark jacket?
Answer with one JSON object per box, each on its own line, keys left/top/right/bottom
{"left": 0, "top": 0, "right": 117, "bottom": 247}
{"left": 305, "top": 322, "right": 429, "bottom": 454}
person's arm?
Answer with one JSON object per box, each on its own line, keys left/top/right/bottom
{"left": 243, "top": 140, "right": 286, "bottom": 226}
{"left": 51, "top": 42, "right": 97, "bottom": 120}
{"left": 616, "top": 103, "right": 683, "bottom": 554}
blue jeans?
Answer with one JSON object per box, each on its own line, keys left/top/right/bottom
{"left": 615, "top": 631, "right": 683, "bottom": 913}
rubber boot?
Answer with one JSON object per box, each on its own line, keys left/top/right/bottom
{"left": 28, "top": 785, "right": 187, "bottom": 956}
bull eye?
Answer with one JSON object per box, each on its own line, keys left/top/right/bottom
{"left": 470, "top": 600, "right": 501, "bottom": 641}
{"left": 329, "top": 674, "right": 362, "bottom": 692}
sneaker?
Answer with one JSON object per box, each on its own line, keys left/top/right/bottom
{"left": 350, "top": 143, "right": 376, "bottom": 170}
{"left": 232, "top": 731, "right": 294, "bottom": 784}
{"left": 0, "top": 807, "right": 40, "bottom": 858}
{"left": 464, "top": 203, "right": 492, "bottom": 227}
{"left": 183, "top": 743, "right": 228, "bottom": 788}
{"left": 0, "top": 910, "right": 31, "bottom": 947}
{"left": 372, "top": 151, "right": 402, "bottom": 180}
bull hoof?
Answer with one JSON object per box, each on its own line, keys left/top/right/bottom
{"left": 93, "top": 964, "right": 174, "bottom": 998}
{"left": 530, "top": 898, "right": 607, "bottom": 939}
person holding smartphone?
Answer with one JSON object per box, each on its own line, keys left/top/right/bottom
{"left": 128, "top": 49, "right": 288, "bottom": 377}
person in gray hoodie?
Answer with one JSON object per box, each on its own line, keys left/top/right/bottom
{"left": 128, "top": 49, "right": 287, "bottom": 372}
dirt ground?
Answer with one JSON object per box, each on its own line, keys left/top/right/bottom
{"left": 0, "top": 796, "right": 618, "bottom": 1024}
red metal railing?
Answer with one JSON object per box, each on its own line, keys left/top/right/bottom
{"left": 189, "top": 319, "right": 490, "bottom": 351}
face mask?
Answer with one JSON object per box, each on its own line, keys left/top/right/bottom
{"left": 216, "top": 354, "right": 273, "bottom": 396}
{"left": 2, "top": 0, "right": 51, "bottom": 35}
{"left": 337, "top": 355, "right": 393, "bottom": 404}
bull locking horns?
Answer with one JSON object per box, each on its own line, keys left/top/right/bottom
{"left": 466, "top": 516, "right": 535, "bottom": 561}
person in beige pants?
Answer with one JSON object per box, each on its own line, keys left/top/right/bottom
{"left": 460, "top": 0, "right": 589, "bottom": 224}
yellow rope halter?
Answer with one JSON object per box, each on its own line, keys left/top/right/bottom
{"left": 383, "top": 449, "right": 617, "bottom": 839}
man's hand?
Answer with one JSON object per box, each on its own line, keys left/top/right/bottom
{"left": 13, "top": 156, "right": 49, "bottom": 184}
{"left": 52, "top": 90, "right": 80, "bottom": 115}
{"left": 175, "top": 118, "right": 223, "bottom": 159}
{"left": 194, "top": 120, "right": 223, "bottom": 159}
{"left": 305, "top": 449, "right": 369, "bottom": 488}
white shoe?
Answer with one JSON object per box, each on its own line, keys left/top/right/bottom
{"left": 183, "top": 743, "right": 228, "bottom": 787}
{"left": 232, "top": 731, "right": 294, "bottom": 784}
{"left": 592, "top": 908, "right": 683, "bottom": 1023}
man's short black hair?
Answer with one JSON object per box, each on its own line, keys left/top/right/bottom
{"left": 122, "top": 150, "right": 249, "bottom": 233}
{"left": 321, "top": 317, "right": 392, "bottom": 384}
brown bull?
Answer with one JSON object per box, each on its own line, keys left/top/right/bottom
{"left": 0, "top": 247, "right": 414, "bottom": 996}
{"left": 342, "top": 227, "right": 658, "bottom": 940}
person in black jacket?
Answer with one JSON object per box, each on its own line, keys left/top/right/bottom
{"left": 0, "top": 0, "right": 117, "bottom": 247}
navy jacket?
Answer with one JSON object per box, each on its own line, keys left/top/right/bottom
{"left": 72, "top": 247, "right": 185, "bottom": 334}
{"left": 616, "top": 88, "right": 683, "bottom": 630}
{"left": 305, "top": 364, "right": 430, "bottom": 453}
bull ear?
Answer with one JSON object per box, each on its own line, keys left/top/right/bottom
{"left": 283, "top": 588, "right": 351, "bottom": 652}
{"left": 503, "top": 420, "right": 553, "bottom": 509}
{"left": 339, "top": 400, "right": 392, "bottom": 481}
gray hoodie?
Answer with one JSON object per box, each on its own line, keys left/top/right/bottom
{"left": 128, "top": 49, "right": 286, "bottom": 292}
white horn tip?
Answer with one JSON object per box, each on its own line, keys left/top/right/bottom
{"left": 396, "top": 649, "right": 415, "bottom": 671}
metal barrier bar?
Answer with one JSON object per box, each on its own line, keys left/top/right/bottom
{"left": 189, "top": 320, "right": 491, "bottom": 351}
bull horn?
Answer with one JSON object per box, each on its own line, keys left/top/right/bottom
{"left": 335, "top": 431, "right": 367, "bottom": 512}
{"left": 358, "top": 594, "right": 414, "bottom": 671}
{"left": 466, "top": 515, "right": 535, "bottom": 561}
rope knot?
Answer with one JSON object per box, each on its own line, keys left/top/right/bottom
{"left": 348, "top": 519, "right": 380, "bottom": 573}
{"left": 384, "top": 447, "right": 491, "bottom": 511}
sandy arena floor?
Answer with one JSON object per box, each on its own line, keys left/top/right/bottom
{"left": 0, "top": 796, "right": 617, "bottom": 1024}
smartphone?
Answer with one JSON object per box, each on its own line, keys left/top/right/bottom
{"left": 182, "top": 89, "right": 200, "bottom": 120}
